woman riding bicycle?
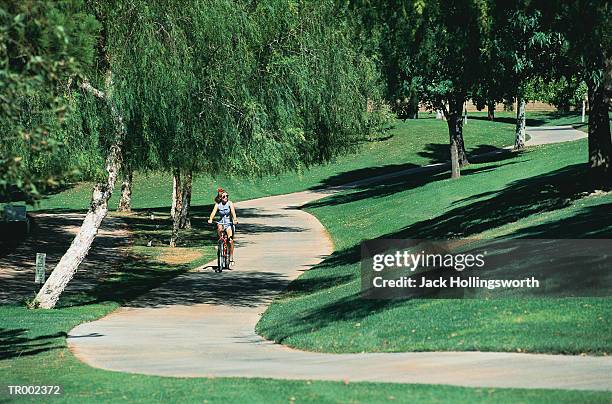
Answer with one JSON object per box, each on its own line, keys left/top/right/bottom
{"left": 207, "top": 188, "right": 238, "bottom": 262}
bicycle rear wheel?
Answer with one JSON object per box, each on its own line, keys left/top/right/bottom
{"left": 223, "top": 239, "right": 230, "bottom": 270}
{"left": 217, "top": 238, "right": 225, "bottom": 272}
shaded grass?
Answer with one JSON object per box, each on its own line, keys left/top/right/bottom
{"left": 257, "top": 139, "right": 612, "bottom": 355}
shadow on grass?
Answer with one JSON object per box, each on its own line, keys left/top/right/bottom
{"left": 260, "top": 162, "right": 612, "bottom": 343}
{"left": 417, "top": 143, "right": 508, "bottom": 165}
{"left": 394, "top": 163, "right": 610, "bottom": 239}
{"left": 0, "top": 213, "right": 131, "bottom": 305}
{"left": 0, "top": 328, "right": 65, "bottom": 360}
{"left": 508, "top": 202, "right": 612, "bottom": 238}
{"left": 311, "top": 162, "right": 421, "bottom": 189}
{"left": 306, "top": 157, "right": 522, "bottom": 210}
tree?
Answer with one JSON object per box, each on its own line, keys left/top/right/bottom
{"left": 544, "top": 0, "right": 612, "bottom": 172}
{"left": 479, "top": 2, "right": 559, "bottom": 149}
{"left": 33, "top": 0, "right": 135, "bottom": 308}
{"left": 414, "top": 0, "right": 486, "bottom": 178}
{"left": 33, "top": 0, "right": 385, "bottom": 307}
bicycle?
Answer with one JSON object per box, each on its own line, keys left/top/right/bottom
{"left": 215, "top": 224, "right": 234, "bottom": 272}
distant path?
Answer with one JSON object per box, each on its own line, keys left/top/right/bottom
{"left": 525, "top": 125, "right": 587, "bottom": 146}
{"left": 68, "top": 126, "right": 611, "bottom": 391}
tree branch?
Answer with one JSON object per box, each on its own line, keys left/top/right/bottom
{"left": 80, "top": 80, "right": 106, "bottom": 100}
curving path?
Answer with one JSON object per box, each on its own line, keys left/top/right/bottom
{"left": 68, "top": 126, "right": 612, "bottom": 391}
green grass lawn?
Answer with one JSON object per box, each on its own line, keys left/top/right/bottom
{"left": 256, "top": 139, "right": 612, "bottom": 355}
{"left": 30, "top": 110, "right": 604, "bottom": 214}
{"left": 467, "top": 110, "right": 590, "bottom": 131}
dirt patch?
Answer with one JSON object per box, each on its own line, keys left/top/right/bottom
{"left": 158, "top": 248, "right": 203, "bottom": 265}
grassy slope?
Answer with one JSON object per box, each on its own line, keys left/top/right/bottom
{"left": 257, "top": 139, "right": 612, "bottom": 355}
{"left": 3, "top": 226, "right": 602, "bottom": 402}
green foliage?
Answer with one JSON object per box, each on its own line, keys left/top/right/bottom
{"left": 32, "top": 115, "right": 518, "bottom": 212}
{"left": 97, "top": 0, "right": 385, "bottom": 178}
{"left": 525, "top": 77, "right": 588, "bottom": 111}
{"left": 348, "top": 1, "right": 424, "bottom": 117}
{"left": 413, "top": 0, "right": 486, "bottom": 110}
{"left": 0, "top": 0, "right": 100, "bottom": 203}
{"left": 538, "top": 0, "right": 611, "bottom": 88}
{"left": 473, "top": 1, "right": 563, "bottom": 109}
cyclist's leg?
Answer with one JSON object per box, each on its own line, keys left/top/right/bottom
{"left": 216, "top": 223, "right": 223, "bottom": 238}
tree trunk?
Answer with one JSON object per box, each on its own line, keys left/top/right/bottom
{"left": 587, "top": 80, "right": 612, "bottom": 171}
{"left": 170, "top": 169, "right": 182, "bottom": 219}
{"left": 514, "top": 96, "right": 526, "bottom": 150}
{"left": 170, "top": 169, "right": 193, "bottom": 246}
{"left": 408, "top": 93, "right": 419, "bottom": 119}
{"left": 33, "top": 79, "right": 125, "bottom": 309}
{"left": 446, "top": 99, "right": 465, "bottom": 179}
{"left": 117, "top": 166, "right": 133, "bottom": 212}
{"left": 178, "top": 170, "right": 192, "bottom": 229}
{"left": 487, "top": 102, "right": 495, "bottom": 120}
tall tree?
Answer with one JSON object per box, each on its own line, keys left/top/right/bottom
{"left": 414, "top": 0, "right": 486, "bottom": 178}
{"left": 545, "top": 0, "right": 612, "bottom": 172}
{"left": 349, "top": 0, "right": 423, "bottom": 119}
{"left": 33, "top": 0, "right": 385, "bottom": 307}
{"left": 493, "top": 3, "right": 556, "bottom": 150}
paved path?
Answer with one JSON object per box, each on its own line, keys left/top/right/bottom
{"left": 525, "top": 125, "right": 587, "bottom": 146}
{"left": 68, "top": 126, "right": 611, "bottom": 391}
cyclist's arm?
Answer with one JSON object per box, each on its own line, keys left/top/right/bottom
{"left": 208, "top": 204, "right": 218, "bottom": 223}
{"left": 230, "top": 202, "right": 238, "bottom": 224}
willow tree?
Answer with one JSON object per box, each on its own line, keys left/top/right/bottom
{"left": 348, "top": 0, "right": 424, "bottom": 119}
{"left": 115, "top": 0, "right": 384, "bottom": 246}
{"left": 34, "top": 0, "right": 384, "bottom": 307}
{"left": 33, "top": 0, "right": 138, "bottom": 308}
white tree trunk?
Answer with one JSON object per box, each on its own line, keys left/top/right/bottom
{"left": 117, "top": 167, "right": 132, "bottom": 212}
{"left": 514, "top": 96, "right": 526, "bottom": 150}
{"left": 170, "top": 169, "right": 182, "bottom": 219}
{"left": 33, "top": 78, "right": 125, "bottom": 309}
{"left": 436, "top": 110, "right": 443, "bottom": 119}
{"left": 582, "top": 99, "right": 586, "bottom": 123}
